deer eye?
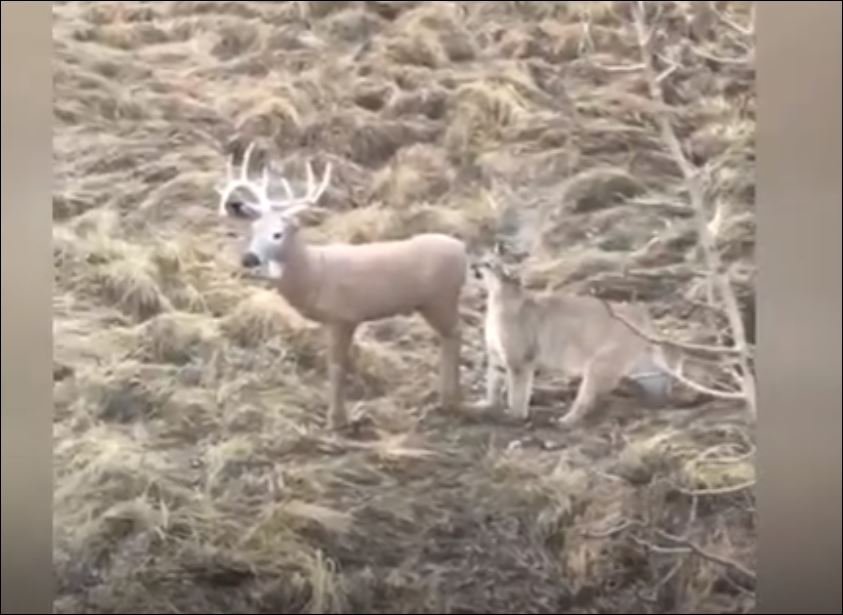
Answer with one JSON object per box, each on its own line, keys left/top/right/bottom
{"left": 272, "top": 232, "right": 283, "bottom": 240}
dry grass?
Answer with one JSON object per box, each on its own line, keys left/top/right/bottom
{"left": 53, "top": 1, "right": 756, "bottom": 612}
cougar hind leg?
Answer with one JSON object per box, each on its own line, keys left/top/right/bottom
{"left": 558, "top": 350, "right": 626, "bottom": 428}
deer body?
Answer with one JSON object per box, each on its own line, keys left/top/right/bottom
{"left": 276, "top": 234, "right": 467, "bottom": 324}
{"left": 475, "top": 254, "right": 674, "bottom": 426}
{"left": 218, "top": 144, "right": 467, "bottom": 430}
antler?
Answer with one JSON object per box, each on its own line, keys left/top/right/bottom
{"left": 217, "top": 141, "right": 333, "bottom": 218}
{"left": 272, "top": 158, "right": 333, "bottom": 217}
{"left": 217, "top": 142, "right": 272, "bottom": 216}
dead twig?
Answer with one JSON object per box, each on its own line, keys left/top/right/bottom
{"left": 673, "top": 478, "right": 755, "bottom": 498}
{"left": 654, "top": 529, "right": 756, "bottom": 584}
{"left": 590, "top": 61, "right": 646, "bottom": 73}
{"left": 709, "top": 0, "right": 755, "bottom": 38}
{"left": 664, "top": 356, "right": 745, "bottom": 400}
{"left": 582, "top": 508, "right": 756, "bottom": 586}
{"left": 689, "top": 46, "right": 753, "bottom": 66}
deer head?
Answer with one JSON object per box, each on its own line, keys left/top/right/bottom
{"left": 217, "top": 142, "right": 332, "bottom": 274}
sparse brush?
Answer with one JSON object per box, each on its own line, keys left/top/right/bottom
{"left": 327, "top": 113, "right": 442, "bottom": 167}
{"left": 445, "top": 79, "right": 533, "bottom": 164}
{"left": 221, "top": 288, "right": 319, "bottom": 355}
{"left": 376, "top": 2, "right": 475, "bottom": 68}
{"left": 324, "top": 6, "right": 386, "bottom": 44}
{"left": 89, "top": 259, "right": 170, "bottom": 321}
{"left": 235, "top": 95, "right": 304, "bottom": 146}
{"left": 368, "top": 143, "right": 453, "bottom": 208}
{"left": 136, "top": 311, "right": 221, "bottom": 365}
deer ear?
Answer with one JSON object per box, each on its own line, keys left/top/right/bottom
{"left": 224, "top": 199, "right": 262, "bottom": 220}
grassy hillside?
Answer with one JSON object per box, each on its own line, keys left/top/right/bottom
{"left": 52, "top": 2, "right": 756, "bottom": 612}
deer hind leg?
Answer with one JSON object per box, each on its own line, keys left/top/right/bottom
{"left": 420, "top": 303, "right": 461, "bottom": 411}
{"left": 558, "top": 350, "right": 625, "bottom": 428}
{"left": 326, "top": 322, "right": 357, "bottom": 430}
{"left": 506, "top": 362, "right": 536, "bottom": 420}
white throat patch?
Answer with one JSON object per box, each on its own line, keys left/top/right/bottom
{"left": 266, "top": 261, "right": 284, "bottom": 279}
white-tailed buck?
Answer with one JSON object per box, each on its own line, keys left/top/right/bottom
{"left": 472, "top": 243, "right": 676, "bottom": 427}
{"left": 217, "top": 143, "right": 468, "bottom": 430}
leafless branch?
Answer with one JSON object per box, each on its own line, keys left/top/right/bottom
{"left": 664, "top": 357, "right": 745, "bottom": 400}
{"left": 709, "top": 0, "right": 755, "bottom": 38}
{"left": 582, "top": 517, "right": 643, "bottom": 539}
{"left": 673, "top": 478, "right": 755, "bottom": 497}
{"left": 632, "top": 0, "right": 757, "bottom": 419}
{"left": 689, "top": 46, "right": 753, "bottom": 66}
{"left": 598, "top": 298, "right": 743, "bottom": 358}
{"left": 581, "top": 507, "right": 756, "bottom": 586}
{"left": 655, "top": 529, "right": 756, "bottom": 584}
{"left": 590, "top": 61, "right": 646, "bottom": 73}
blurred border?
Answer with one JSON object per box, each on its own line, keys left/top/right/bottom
{"left": 1, "top": 2, "right": 53, "bottom": 613}
{"left": 2, "top": 2, "right": 841, "bottom": 614}
{"left": 756, "top": 2, "right": 841, "bottom": 613}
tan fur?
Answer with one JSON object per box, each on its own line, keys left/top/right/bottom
{"left": 474, "top": 253, "right": 674, "bottom": 426}
{"left": 218, "top": 143, "right": 467, "bottom": 430}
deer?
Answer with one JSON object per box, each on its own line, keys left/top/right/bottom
{"left": 471, "top": 241, "right": 678, "bottom": 428}
{"left": 216, "top": 143, "right": 468, "bottom": 431}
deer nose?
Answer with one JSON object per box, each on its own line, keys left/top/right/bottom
{"left": 241, "top": 252, "right": 260, "bottom": 268}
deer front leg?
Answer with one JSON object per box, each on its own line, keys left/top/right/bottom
{"left": 326, "top": 322, "right": 356, "bottom": 431}
{"left": 420, "top": 303, "right": 462, "bottom": 412}
{"left": 438, "top": 326, "right": 461, "bottom": 411}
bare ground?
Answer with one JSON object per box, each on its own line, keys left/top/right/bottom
{"left": 52, "top": 1, "right": 757, "bottom": 613}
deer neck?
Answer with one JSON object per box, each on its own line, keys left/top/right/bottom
{"left": 274, "top": 238, "right": 325, "bottom": 320}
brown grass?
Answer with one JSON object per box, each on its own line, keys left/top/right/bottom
{"left": 53, "top": 1, "right": 756, "bottom": 613}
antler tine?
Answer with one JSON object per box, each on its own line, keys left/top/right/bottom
{"left": 279, "top": 178, "right": 294, "bottom": 201}
{"left": 313, "top": 160, "right": 332, "bottom": 202}
{"left": 218, "top": 141, "right": 277, "bottom": 216}
{"left": 260, "top": 166, "right": 270, "bottom": 194}
{"left": 240, "top": 142, "right": 256, "bottom": 182}
{"left": 305, "top": 159, "right": 315, "bottom": 195}
{"left": 225, "top": 153, "right": 234, "bottom": 182}
{"left": 268, "top": 159, "right": 333, "bottom": 215}
{"left": 300, "top": 159, "right": 332, "bottom": 205}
